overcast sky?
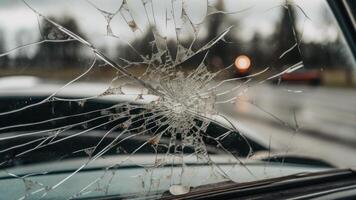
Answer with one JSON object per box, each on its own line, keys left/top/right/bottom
{"left": 0, "top": 0, "right": 340, "bottom": 57}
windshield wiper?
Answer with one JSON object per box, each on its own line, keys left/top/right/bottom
{"left": 161, "top": 169, "right": 356, "bottom": 200}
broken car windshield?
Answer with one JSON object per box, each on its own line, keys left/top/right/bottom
{"left": 0, "top": 0, "right": 355, "bottom": 199}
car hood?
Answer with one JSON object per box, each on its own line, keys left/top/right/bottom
{"left": 0, "top": 154, "right": 330, "bottom": 200}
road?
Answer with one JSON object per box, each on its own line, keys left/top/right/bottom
{"left": 2, "top": 77, "right": 355, "bottom": 167}
{"left": 216, "top": 82, "right": 356, "bottom": 167}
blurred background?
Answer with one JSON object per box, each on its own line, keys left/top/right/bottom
{"left": 0, "top": 0, "right": 355, "bottom": 167}
{"left": 0, "top": 0, "right": 355, "bottom": 83}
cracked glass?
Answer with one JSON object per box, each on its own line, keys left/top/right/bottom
{"left": 0, "top": 0, "right": 355, "bottom": 199}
